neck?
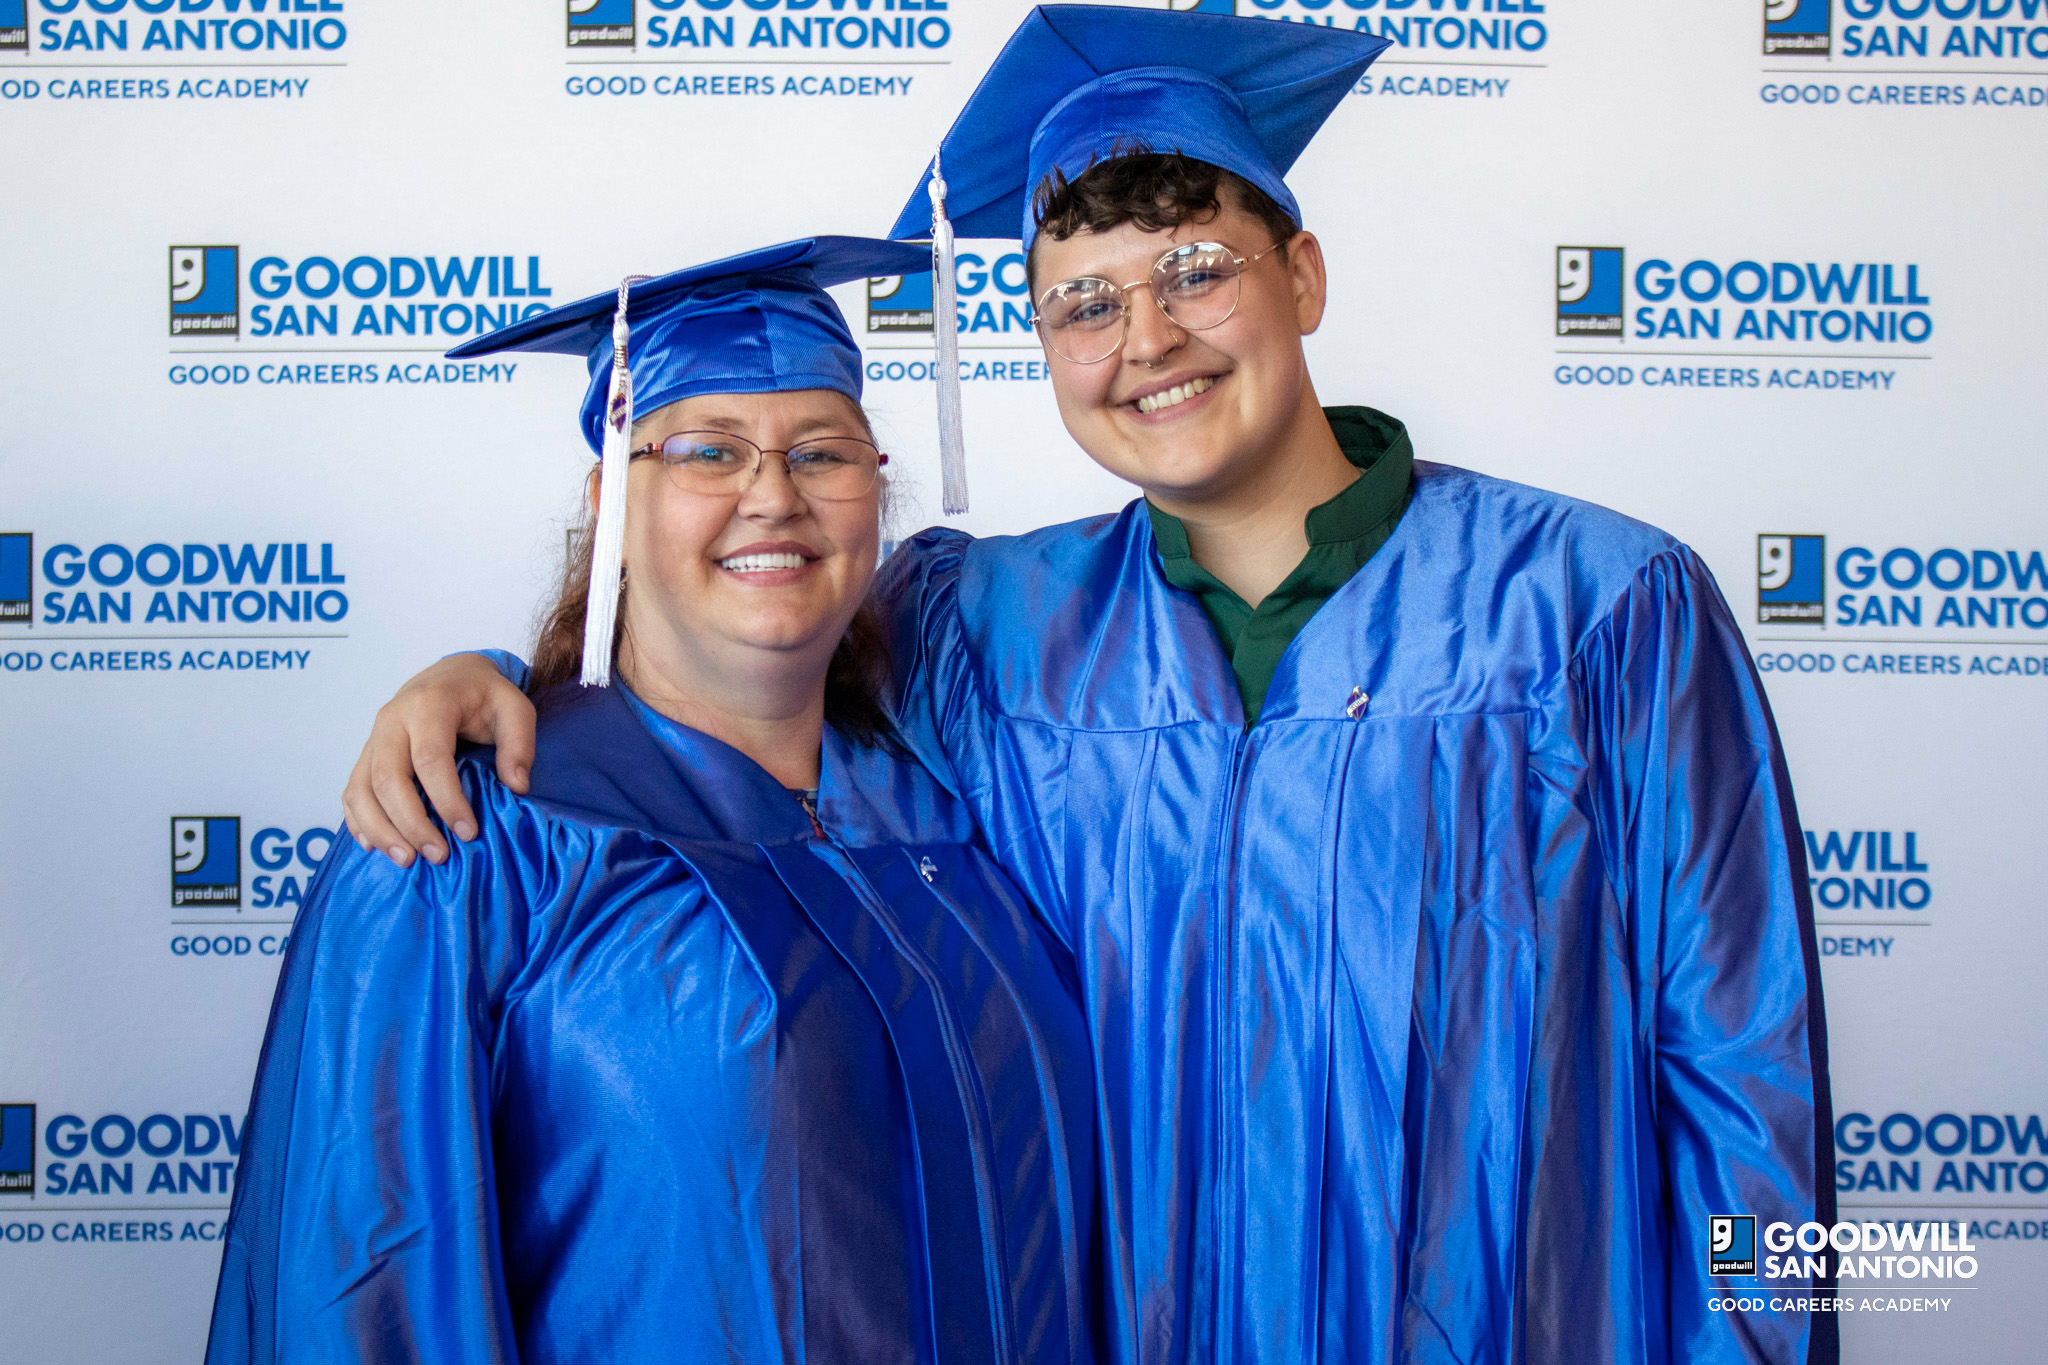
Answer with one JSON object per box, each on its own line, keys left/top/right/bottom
{"left": 1148, "top": 381, "right": 1355, "bottom": 608}
{"left": 615, "top": 625, "right": 831, "bottom": 792}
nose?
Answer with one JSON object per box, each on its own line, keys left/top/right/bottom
{"left": 1121, "top": 286, "right": 1185, "bottom": 368}
{"left": 734, "top": 451, "right": 808, "bottom": 522}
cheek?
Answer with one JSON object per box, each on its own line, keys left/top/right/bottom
{"left": 1231, "top": 286, "right": 1303, "bottom": 361}
{"left": 1052, "top": 360, "right": 1116, "bottom": 416}
{"left": 630, "top": 488, "right": 728, "bottom": 574}
{"left": 820, "top": 500, "right": 881, "bottom": 565}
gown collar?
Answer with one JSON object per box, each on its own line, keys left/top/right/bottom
{"left": 515, "top": 678, "right": 974, "bottom": 848}
{"left": 523, "top": 682, "right": 815, "bottom": 844}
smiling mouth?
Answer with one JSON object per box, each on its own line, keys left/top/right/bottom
{"left": 1133, "top": 375, "right": 1216, "bottom": 415}
{"left": 717, "top": 552, "right": 811, "bottom": 572}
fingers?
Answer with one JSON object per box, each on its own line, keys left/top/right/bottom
{"left": 339, "top": 652, "right": 532, "bottom": 870}
{"left": 342, "top": 742, "right": 419, "bottom": 870}
{"left": 485, "top": 686, "right": 538, "bottom": 795}
{"left": 343, "top": 692, "right": 452, "bottom": 867}
{"left": 414, "top": 740, "right": 479, "bottom": 847}
{"left": 373, "top": 757, "right": 448, "bottom": 866}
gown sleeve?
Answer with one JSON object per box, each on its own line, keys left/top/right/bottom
{"left": 871, "top": 528, "right": 983, "bottom": 797}
{"left": 206, "top": 764, "right": 534, "bottom": 1365}
{"left": 1571, "top": 546, "right": 1836, "bottom": 1365}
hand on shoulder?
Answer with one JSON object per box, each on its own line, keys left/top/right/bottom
{"left": 340, "top": 652, "right": 537, "bottom": 867}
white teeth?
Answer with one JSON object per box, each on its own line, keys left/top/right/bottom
{"left": 717, "top": 552, "right": 807, "bottom": 572}
{"left": 1135, "top": 375, "right": 1215, "bottom": 414}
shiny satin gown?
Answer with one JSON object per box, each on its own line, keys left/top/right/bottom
{"left": 875, "top": 460, "right": 1836, "bottom": 1365}
{"left": 204, "top": 682, "right": 1098, "bottom": 1365}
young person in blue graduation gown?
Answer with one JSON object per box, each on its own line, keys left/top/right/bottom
{"left": 204, "top": 237, "right": 1100, "bottom": 1365}
{"left": 332, "top": 9, "right": 1837, "bottom": 1365}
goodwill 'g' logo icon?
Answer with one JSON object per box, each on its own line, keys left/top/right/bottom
{"left": 1556, "top": 247, "right": 1623, "bottom": 340}
{"left": 0, "top": 1103, "right": 33, "bottom": 1194}
{"left": 1166, "top": 0, "right": 1241, "bottom": 13}
{"left": 1758, "top": 534, "right": 1826, "bottom": 625}
{"left": 867, "top": 273, "right": 936, "bottom": 333}
{"left": 567, "top": 0, "right": 635, "bottom": 47}
{"left": 169, "top": 246, "right": 240, "bottom": 339}
{"left": 1764, "top": 0, "right": 1830, "bottom": 56}
{"left": 173, "top": 816, "right": 242, "bottom": 908}
{"left": 1708, "top": 1214, "right": 1757, "bottom": 1276}
{"left": 0, "top": 532, "right": 30, "bottom": 625}
{"left": 0, "top": 0, "right": 28, "bottom": 54}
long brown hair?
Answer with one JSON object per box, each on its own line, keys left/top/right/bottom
{"left": 527, "top": 470, "right": 899, "bottom": 750}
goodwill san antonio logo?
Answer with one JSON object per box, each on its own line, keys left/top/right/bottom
{"left": 1758, "top": 0, "right": 2048, "bottom": 110}
{"left": 1553, "top": 246, "right": 1934, "bottom": 391}
{"left": 860, "top": 244, "right": 1058, "bottom": 385}
{"left": 1164, "top": 0, "right": 1539, "bottom": 103}
{"left": 3, "top": 0, "right": 348, "bottom": 57}
{"left": 170, "top": 245, "right": 553, "bottom": 343}
{"left": 172, "top": 818, "right": 333, "bottom": 915}
{"left": 165, "top": 243, "right": 552, "bottom": 387}
{"left": 561, "top": 0, "right": 954, "bottom": 60}
{"left": 0, "top": 534, "right": 354, "bottom": 677}
{"left": 1763, "top": 0, "right": 2048, "bottom": 62}
{"left": 1703, "top": 1210, "right": 1987, "bottom": 1317}
{"left": 0, "top": 0, "right": 348, "bottom": 103}
{"left": 168, "top": 815, "right": 330, "bottom": 963}
{"left": 1166, "top": 0, "right": 1548, "bottom": 58}
{"left": 1750, "top": 533, "right": 2048, "bottom": 679}
{"left": 1753, "top": 535, "right": 2048, "bottom": 633}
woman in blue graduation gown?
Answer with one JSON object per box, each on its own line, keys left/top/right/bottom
{"left": 204, "top": 239, "right": 1098, "bottom": 1365}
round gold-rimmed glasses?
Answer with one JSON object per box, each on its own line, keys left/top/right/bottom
{"left": 629, "top": 430, "right": 888, "bottom": 501}
{"left": 1035, "top": 238, "right": 1289, "bottom": 365}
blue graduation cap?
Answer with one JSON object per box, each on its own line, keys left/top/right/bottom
{"left": 448, "top": 236, "right": 929, "bottom": 456}
{"left": 447, "top": 235, "right": 930, "bottom": 687}
{"left": 888, "top": 5, "right": 1390, "bottom": 250}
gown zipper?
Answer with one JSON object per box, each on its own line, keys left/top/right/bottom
{"left": 1212, "top": 724, "right": 1252, "bottom": 1356}
{"left": 791, "top": 794, "right": 1016, "bottom": 1362}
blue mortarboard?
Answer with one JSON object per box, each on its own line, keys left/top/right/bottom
{"left": 446, "top": 235, "right": 930, "bottom": 688}
{"left": 449, "top": 235, "right": 931, "bottom": 456}
{"left": 888, "top": 5, "right": 1389, "bottom": 250}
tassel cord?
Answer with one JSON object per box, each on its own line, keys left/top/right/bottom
{"left": 580, "top": 276, "right": 648, "bottom": 687}
{"left": 930, "top": 158, "right": 970, "bottom": 516}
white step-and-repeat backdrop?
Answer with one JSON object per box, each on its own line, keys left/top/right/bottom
{"left": 2, "top": 0, "right": 2043, "bottom": 1358}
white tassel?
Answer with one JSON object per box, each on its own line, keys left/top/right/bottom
{"left": 929, "top": 156, "right": 969, "bottom": 517}
{"left": 580, "top": 277, "right": 639, "bottom": 688}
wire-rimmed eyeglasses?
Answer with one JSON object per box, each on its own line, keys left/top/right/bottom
{"left": 629, "top": 430, "right": 888, "bottom": 501}
{"left": 1034, "top": 238, "right": 1289, "bottom": 365}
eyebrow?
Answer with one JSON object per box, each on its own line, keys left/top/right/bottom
{"left": 672, "top": 409, "right": 867, "bottom": 440}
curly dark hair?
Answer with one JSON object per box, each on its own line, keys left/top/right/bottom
{"left": 1029, "top": 149, "right": 1301, "bottom": 286}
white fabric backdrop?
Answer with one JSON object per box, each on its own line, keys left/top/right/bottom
{"left": 2, "top": 0, "right": 2044, "bottom": 1357}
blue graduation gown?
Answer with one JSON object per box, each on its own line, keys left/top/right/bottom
{"left": 205, "top": 683, "right": 1099, "bottom": 1365}
{"left": 874, "top": 461, "right": 1835, "bottom": 1365}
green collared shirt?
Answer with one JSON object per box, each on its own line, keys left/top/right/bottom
{"left": 1146, "top": 406, "right": 1414, "bottom": 724}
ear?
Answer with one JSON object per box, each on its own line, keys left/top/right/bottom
{"left": 1285, "top": 230, "right": 1330, "bottom": 338}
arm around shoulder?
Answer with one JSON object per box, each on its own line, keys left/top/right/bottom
{"left": 871, "top": 529, "right": 981, "bottom": 792}
{"left": 341, "top": 650, "right": 537, "bottom": 866}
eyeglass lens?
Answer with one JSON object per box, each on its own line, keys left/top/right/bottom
{"left": 652, "top": 432, "right": 883, "bottom": 501}
{"left": 1036, "top": 242, "right": 1249, "bottom": 364}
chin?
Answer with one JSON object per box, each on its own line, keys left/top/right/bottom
{"left": 1105, "top": 435, "right": 1240, "bottom": 497}
{"left": 725, "top": 610, "right": 841, "bottom": 655}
